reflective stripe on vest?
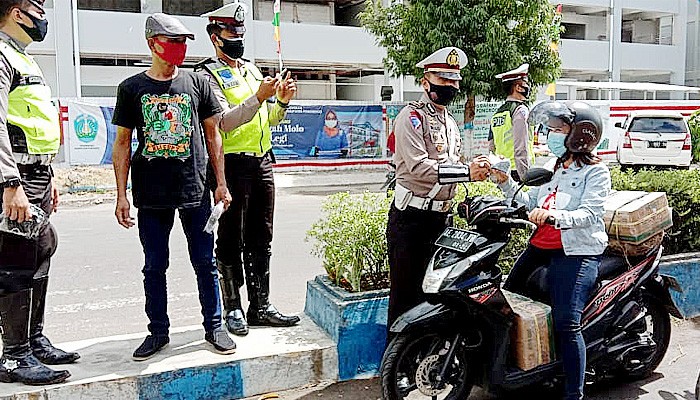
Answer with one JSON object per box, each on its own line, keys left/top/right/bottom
{"left": 205, "top": 60, "right": 271, "bottom": 155}
{"left": 0, "top": 41, "right": 59, "bottom": 155}
{"left": 490, "top": 101, "right": 534, "bottom": 167}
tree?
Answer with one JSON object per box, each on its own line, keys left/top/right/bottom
{"left": 360, "top": 0, "right": 562, "bottom": 101}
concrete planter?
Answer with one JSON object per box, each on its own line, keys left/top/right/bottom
{"left": 659, "top": 252, "right": 700, "bottom": 319}
{"left": 304, "top": 275, "right": 389, "bottom": 381}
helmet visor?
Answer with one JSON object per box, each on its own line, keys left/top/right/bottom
{"left": 527, "top": 101, "right": 575, "bottom": 132}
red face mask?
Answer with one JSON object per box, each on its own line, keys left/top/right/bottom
{"left": 153, "top": 39, "right": 187, "bottom": 66}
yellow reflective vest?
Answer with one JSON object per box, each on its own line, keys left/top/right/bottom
{"left": 201, "top": 59, "right": 285, "bottom": 156}
{"left": 0, "top": 40, "right": 59, "bottom": 155}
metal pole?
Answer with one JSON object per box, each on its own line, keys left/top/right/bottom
{"left": 608, "top": 0, "right": 614, "bottom": 99}
{"left": 71, "top": 0, "right": 82, "bottom": 98}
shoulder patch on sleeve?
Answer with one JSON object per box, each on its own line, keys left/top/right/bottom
{"left": 409, "top": 111, "right": 422, "bottom": 130}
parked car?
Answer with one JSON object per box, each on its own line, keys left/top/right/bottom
{"left": 616, "top": 111, "right": 692, "bottom": 169}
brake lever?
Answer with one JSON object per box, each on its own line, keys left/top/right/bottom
{"left": 499, "top": 217, "right": 538, "bottom": 230}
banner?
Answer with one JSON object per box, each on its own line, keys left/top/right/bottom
{"left": 67, "top": 101, "right": 113, "bottom": 165}
{"left": 271, "top": 105, "right": 383, "bottom": 160}
{"left": 472, "top": 102, "right": 501, "bottom": 158}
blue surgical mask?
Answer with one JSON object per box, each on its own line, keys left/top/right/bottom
{"left": 547, "top": 131, "right": 568, "bottom": 158}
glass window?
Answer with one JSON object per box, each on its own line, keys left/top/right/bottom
{"left": 629, "top": 117, "right": 687, "bottom": 134}
{"left": 78, "top": 0, "right": 140, "bottom": 12}
{"left": 163, "top": 0, "right": 223, "bottom": 16}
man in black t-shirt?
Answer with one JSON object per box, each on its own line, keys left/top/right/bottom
{"left": 111, "top": 13, "right": 236, "bottom": 361}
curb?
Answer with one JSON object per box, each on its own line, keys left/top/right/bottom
{"left": 0, "top": 318, "right": 338, "bottom": 400}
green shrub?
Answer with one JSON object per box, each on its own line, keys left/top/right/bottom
{"left": 610, "top": 167, "right": 700, "bottom": 254}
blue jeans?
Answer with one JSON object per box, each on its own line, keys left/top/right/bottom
{"left": 508, "top": 246, "right": 600, "bottom": 400}
{"left": 137, "top": 197, "right": 222, "bottom": 336}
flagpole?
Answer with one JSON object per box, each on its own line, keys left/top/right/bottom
{"left": 273, "top": 0, "right": 284, "bottom": 73}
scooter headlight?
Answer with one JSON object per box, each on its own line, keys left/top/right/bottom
{"left": 422, "top": 257, "right": 472, "bottom": 294}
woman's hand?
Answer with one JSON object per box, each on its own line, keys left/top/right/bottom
{"left": 529, "top": 208, "right": 553, "bottom": 226}
{"left": 490, "top": 169, "right": 509, "bottom": 184}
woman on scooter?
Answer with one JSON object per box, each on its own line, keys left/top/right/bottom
{"left": 491, "top": 101, "right": 611, "bottom": 400}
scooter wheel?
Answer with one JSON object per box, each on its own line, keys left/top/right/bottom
{"left": 380, "top": 331, "right": 473, "bottom": 400}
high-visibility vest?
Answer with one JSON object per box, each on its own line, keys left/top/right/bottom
{"left": 490, "top": 100, "right": 534, "bottom": 167}
{"left": 0, "top": 40, "right": 59, "bottom": 155}
{"left": 202, "top": 59, "right": 274, "bottom": 156}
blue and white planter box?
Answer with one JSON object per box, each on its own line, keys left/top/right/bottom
{"left": 304, "top": 275, "right": 389, "bottom": 381}
{"left": 659, "top": 252, "right": 700, "bottom": 319}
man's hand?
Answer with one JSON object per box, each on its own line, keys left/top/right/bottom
{"left": 276, "top": 71, "right": 297, "bottom": 104}
{"left": 468, "top": 155, "right": 491, "bottom": 182}
{"left": 529, "top": 208, "right": 553, "bottom": 226}
{"left": 115, "top": 196, "right": 135, "bottom": 229}
{"left": 214, "top": 185, "right": 232, "bottom": 211}
{"left": 490, "top": 169, "right": 509, "bottom": 184}
{"left": 51, "top": 181, "right": 60, "bottom": 213}
{"left": 2, "top": 186, "right": 31, "bottom": 222}
{"left": 256, "top": 76, "right": 280, "bottom": 104}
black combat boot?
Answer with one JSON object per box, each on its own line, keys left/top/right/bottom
{"left": 245, "top": 253, "right": 300, "bottom": 327}
{"left": 0, "top": 289, "right": 70, "bottom": 385}
{"left": 217, "top": 260, "right": 248, "bottom": 336}
{"left": 29, "top": 277, "right": 80, "bottom": 365}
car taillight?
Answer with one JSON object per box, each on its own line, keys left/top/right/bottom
{"left": 623, "top": 132, "right": 632, "bottom": 149}
{"left": 683, "top": 133, "right": 692, "bottom": 151}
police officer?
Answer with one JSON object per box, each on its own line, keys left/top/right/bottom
{"left": 387, "top": 47, "right": 490, "bottom": 327}
{"left": 0, "top": 0, "right": 78, "bottom": 385}
{"left": 489, "top": 63, "right": 535, "bottom": 182}
{"left": 197, "top": 3, "right": 299, "bottom": 337}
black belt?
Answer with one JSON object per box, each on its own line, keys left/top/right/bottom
{"left": 17, "top": 164, "right": 51, "bottom": 174}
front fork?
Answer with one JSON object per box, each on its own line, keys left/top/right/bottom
{"left": 436, "top": 333, "right": 462, "bottom": 388}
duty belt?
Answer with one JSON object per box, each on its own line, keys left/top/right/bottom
{"left": 396, "top": 184, "right": 453, "bottom": 213}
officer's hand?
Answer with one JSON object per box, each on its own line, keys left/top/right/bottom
{"left": 490, "top": 169, "right": 509, "bottom": 184}
{"left": 214, "top": 185, "right": 232, "bottom": 211}
{"left": 468, "top": 156, "right": 491, "bottom": 182}
{"left": 276, "top": 71, "right": 297, "bottom": 104}
{"left": 529, "top": 208, "right": 552, "bottom": 226}
{"left": 2, "top": 185, "right": 32, "bottom": 223}
{"left": 115, "top": 196, "right": 135, "bottom": 229}
{"left": 256, "top": 76, "right": 280, "bottom": 104}
{"left": 51, "top": 181, "right": 60, "bottom": 213}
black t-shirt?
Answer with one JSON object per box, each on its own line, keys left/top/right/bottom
{"left": 112, "top": 70, "right": 222, "bottom": 209}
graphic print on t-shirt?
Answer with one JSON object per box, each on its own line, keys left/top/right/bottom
{"left": 140, "top": 93, "right": 193, "bottom": 160}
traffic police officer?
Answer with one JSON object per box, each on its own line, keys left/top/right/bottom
{"left": 0, "top": 0, "right": 78, "bottom": 385}
{"left": 489, "top": 63, "right": 535, "bottom": 182}
{"left": 197, "top": 3, "right": 299, "bottom": 337}
{"left": 387, "top": 47, "right": 490, "bottom": 327}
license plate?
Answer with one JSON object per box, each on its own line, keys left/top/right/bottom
{"left": 435, "top": 227, "right": 479, "bottom": 253}
{"left": 648, "top": 141, "right": 667, "bottom": 149}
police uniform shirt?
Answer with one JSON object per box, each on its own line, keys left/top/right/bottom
{"left": 510, "top": 99, "right": 530, "bottom": 179}
{"left": 393, "top": 93, "right": 462, "bottom": 202}
{"left": 199, "top": 60, "right": 285, "bottom": 132}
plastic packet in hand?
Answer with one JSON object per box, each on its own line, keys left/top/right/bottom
{"left": 204, "top": 201, "right": 225, "bottom": 233}
{"left": 0, "top": 204, "right": 48, "bottom": 239}
{"left": 487, "top": 153, "right": 511, "bottom": 174}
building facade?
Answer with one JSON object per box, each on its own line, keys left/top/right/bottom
{"left": 33, "top": 0, "right": 695, "bottom": 102}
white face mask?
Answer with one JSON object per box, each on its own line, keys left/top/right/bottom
{"left": 325, "top": 119, "right": 338, "bottom": 128}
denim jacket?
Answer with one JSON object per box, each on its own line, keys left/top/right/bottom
{"left": 499, "top": 161, "right": 611, "bottom": 256}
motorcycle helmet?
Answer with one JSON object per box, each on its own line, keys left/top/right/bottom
{"left": 528, "top": 100, "right": 603, "bottom": 154}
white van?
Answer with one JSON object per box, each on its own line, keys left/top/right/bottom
{"left": 615, "top": 111, "right": 692, "bottom": 169}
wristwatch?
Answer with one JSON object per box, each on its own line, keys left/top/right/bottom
{"left": 0, "top": 178, "right": 21, "bottom": 189}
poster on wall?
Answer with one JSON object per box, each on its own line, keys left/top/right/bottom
{"left": 271, "top": 105, "right": 384, "bottom": 160}
{"left": 472, "top": 102, "right": 501, "bottom": 158}
{"left": 67, "top": 101, "right": 113, "bottom": 165}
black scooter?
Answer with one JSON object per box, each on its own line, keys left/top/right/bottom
{"left": 381, "top": 167, "right": 681, "bottom": 400}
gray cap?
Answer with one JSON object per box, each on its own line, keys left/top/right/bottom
{"left": 145, "top": 13, "right": 195, "bottom": 40}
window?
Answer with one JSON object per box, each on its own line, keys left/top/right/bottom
{"left": 630, "top": 117, "right": 687, "bottom": 134}
{"left": 163, "top": 0, "right": 223, "bottom": 16}
{"left": 561, "top": 23, "right": 586, "bottom": 40}
{"left": 78, "top": 0, "right": 140, "bottom": 12}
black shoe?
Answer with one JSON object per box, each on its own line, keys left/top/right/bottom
{"left": 225, "top": 309, "right": 249, "bottom": 337}
{"left": 205, "top": 328, "right": 237, "bottom": 355}
{"left": 0, "top": 353, "right": 71, "bottom": 385}
{"left": 247, "top": 304, "right": 301, "bottom": 327}
{"left": 132, "top": 335, "right": 169, "bottom": 361}
{"left": 31, "top": 334, "right": 80, "bottom": 365}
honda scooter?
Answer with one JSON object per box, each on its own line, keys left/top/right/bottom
{"left": 381, "top": 167, "right": 681, "bottom": 400}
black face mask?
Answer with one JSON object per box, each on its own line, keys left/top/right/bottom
{"left": 218, "top": 36, "right": 244, "bottom": 59}
{"left": 426, "top": 82, "right": 459, "bottom": 106}
{"left": 518, "top": 84, "right": 531, "bottom": 99}
{"left": 19, "top": 10, "right": 48, "bottom": 42}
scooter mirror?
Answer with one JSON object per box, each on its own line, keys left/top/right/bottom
{"left": 522, "top": 168, "right": 554, "bottom": 187}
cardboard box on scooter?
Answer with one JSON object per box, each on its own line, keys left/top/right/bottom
{"left": 604, "top": 191, "right": 672, "bottom": 244}
{"left": 503, "top": 290, "right": 557, "bottom": 371}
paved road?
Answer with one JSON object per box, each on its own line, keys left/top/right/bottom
{"left": 45, "top": 189, "right": 340, "bottom": 343}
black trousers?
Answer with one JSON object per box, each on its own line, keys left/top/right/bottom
{"left": 0, "top": 166, "right": 57, "bottom": 294}
{"left": 215, "top": 152, "right": 275, "bottom": 288}
{"left": 386, "top": 204, "right": 449, "bottom": 328}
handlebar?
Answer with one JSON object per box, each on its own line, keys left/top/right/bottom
{"left": 499, "top": 217, "right": 538, "bottom": 230}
